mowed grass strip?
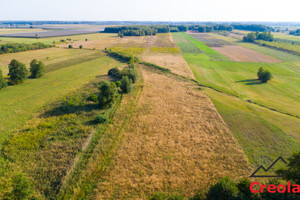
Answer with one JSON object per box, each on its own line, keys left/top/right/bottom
{"left": 173, "top": 32, "right": 229, "bottom": 61}
{"left": 172, "top": 32, "right": 203, "bottom": 54}
{"left": 0, "top": 56, "right": 122, "bottom": 143}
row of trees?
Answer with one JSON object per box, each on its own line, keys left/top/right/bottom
{"left": 0, "top": 42, "right": 53, "bottom": 54}
{"left": 105, "top": 48, "right": 139, "bottom": 64}
{"left": 198, "top": 25, "right": 234, "bottom": 32}
{"left": 232, "top": 24, "right": 274, "bottom": 32}
{"left": 104, "top": 25, "right": 170, "bottom": 34}
{"left": 118, "top": 28, "right": 157, "bottom": 37}
{"left": 243, "top": 32, "right": 274, "bottom": 42}
{"left": 0, "top": 59, "right": 45, "bottom": 89}
{"left": 289, "top": 29, "right": 300, "bottom": 36}
{"left": 105, "top": 25, "right": 188, "bottom": 36}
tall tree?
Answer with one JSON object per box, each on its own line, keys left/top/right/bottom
{"left": 8, "top": 59, "right": 28, "bottom": 85}
{"left": 30, "top": 59, "right": 45, "bottom": 78}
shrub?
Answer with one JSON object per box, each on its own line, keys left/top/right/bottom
{"left": 121, "top": 68, "right": 138, "bottom": 83}
{"left": 206, "top": 177, "right": 239, "bottom": 200}
{"left": 108, "top": 67, "right": 121, "bottom": 78}
{"left": 257, "top": 67, "right": 264, "bottom": 80}
{"left": 257, "top": 67, "right": 272, "bottom": 83}
{"left": 105, "top": 48, "right": 139, "bottom": 63}
{"left": 30, "top": 59, "right": 45, "bottom": 78}
{"left": 129, "top": 63, "right": 136, "bottom": 69}
{"left": 87, "top": 94, "right": 98, "bottom": 102}
{"left": 8, "top": 59, "right": 28, "bottom": 85}
{"left": 68, "top": 45, "right": 73, "bottom": 49}
{"left": 94, "top": 114, "right": 108, "bottom": 124}
{"left": 97, "top": 81, "right": 118, "bottom": 108}
{"left": 115, "top": 81, "right": 121, "bottom": 87}
{"left": 120, "top": 76, "right": 132, "bottom": 93}
{"left": 79, "top": 45, "right": 83, "bottom": 49}
{"left": 261, "top": 70, "right": 272, "bottom": 83}
{"left": 0, "top": 69, "right": 7, "bottom": 90}
{"left": 0, "top": 42, "right": 52, "bottom": 54}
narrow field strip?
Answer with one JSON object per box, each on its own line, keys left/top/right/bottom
{"left": 92, "top": 65, "right": 251, "bottom": 199}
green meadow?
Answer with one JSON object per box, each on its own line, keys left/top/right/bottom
{"left": 172, "top": 32, "right": 300, "bottom": 166}
{"left": 0, "top": 52, "right": 122, "bottom": 143}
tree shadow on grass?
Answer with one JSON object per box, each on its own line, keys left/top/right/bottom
{"left": 236, "top": 79, "right": 263, "bottom": 85}
{"left": 40, "top": 103, "right": 99, "bottom": 118}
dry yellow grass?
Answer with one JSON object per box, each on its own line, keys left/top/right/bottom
{"left": 141, "top": 53, "right": 195, "bottom": 78}
{"left": 94, "top": 67, "right": 251, "bottom": 199}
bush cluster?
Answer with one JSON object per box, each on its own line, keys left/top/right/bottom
{"left": 243, "top": 32, "right": 274, "bottom": 42}
{"left": 0, "top": 42, "right": 53, "bottom": 54}
{"left": 97, "top": 81, "right": 118, "bottom": 109}
{"left": 120, "top": 76, "right": 132, "bottom": 93}
{"left": 105, "top": 48, "right": 139, "bottom": 63}
{"left": 0, "top": 58, "right": 46, "bottom": 88}
{"left": 94, "top": 114, "right": 108, "bottom": 124}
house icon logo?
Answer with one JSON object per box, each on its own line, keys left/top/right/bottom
{"left": 250, "top": 156, "right": 300, "bottom": 178}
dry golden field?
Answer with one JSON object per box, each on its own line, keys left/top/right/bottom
{"left": 94, "top": 66, "right": 251, "bottom": 199}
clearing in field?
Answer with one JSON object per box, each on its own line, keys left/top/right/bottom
{"left": 93, "top": 66, "right": 251, "bottom": 199}
{"left": 211, "top": 45, "right": 280, "bottom": 63}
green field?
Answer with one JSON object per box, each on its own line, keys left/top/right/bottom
{"left": 273, "top": 32, "right": 300, "bottom": 42}
{"left": 0, "top": 52, "right": 122, "bottom": 143}
{"left": 175, "top": 32, "right": 229, "bottom": 60}
{"left": 172, "top": 32, "right": 300, "bottom": 166}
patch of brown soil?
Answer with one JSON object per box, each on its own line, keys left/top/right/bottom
{"left": 94, "top": 67, "right": 251, "bottom": 199}
{"left": 212, "top": 45, "right": 280, "bottom": 63}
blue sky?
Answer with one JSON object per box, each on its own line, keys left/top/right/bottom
{"left": 0, "top": 0, "right": 299, "bottom": 21}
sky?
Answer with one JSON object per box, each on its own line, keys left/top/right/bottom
{"left": 0, "top": 0, "right": 299, "bottom": 22}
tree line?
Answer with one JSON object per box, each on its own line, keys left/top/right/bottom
{"left": 289, "top": 29, "right": 300, "bottom": 36}
{"left": 0, "top": 59, "right": 45, "bottom": 90}
{"left": 104, "top": 25, "right": 188, "bottom": 36}
{"left": 104, "top": 48, "right": 139, "bottom": 63}
{"left": 0, "top": 42, "right": 53, "bottom": 54}
{"left": 232, "top": 24, "right": 274, "bottom": 32}
{"left": 198, "top": 25, "right": 234, "bottom": 32}
{"left": 243, "top": 31, "right": 274, "bottom": 42}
